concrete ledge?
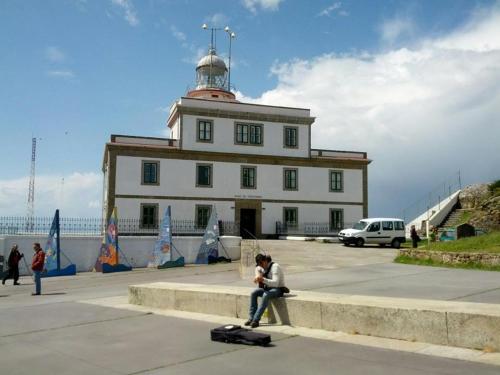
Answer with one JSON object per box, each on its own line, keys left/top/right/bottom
{"left": 129, "top": 282, "right": 500, "bottom": 351}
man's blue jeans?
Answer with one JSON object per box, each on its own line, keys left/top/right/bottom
{"left": 33, "top": 271, "right": 41, "bottom": 295}
{"left": 249, "top": 288, "right": 283, "bottom": 322}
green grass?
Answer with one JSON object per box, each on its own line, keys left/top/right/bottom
{"left": 394, "top": 255, "right": 500, "bottom": 272}
{"left": 420, "top": 231, "right": 500, "bottom": 253}
{"left": 458, "top": 210, "right": 472, "bottom": 225}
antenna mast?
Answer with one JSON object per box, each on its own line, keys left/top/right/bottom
{"left": 27, "top": 137, "right": 36, "bottom": 229}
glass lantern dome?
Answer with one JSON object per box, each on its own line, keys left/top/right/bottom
{"left": 195, "top": 48, "right": 228, "bottom": 90}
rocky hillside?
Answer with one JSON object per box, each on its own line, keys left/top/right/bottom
{"left": 459, "top": 181, "right": 500, "bottom": 231}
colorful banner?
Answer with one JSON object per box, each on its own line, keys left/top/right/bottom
{"left": 195, "top": 208, "right": 219, "bottom": 264}
{"left": 149, "top": 206, "right": 172, "bottom": 267}
{"left": 43, "top": 211, "right": 58, "bottom": 273}
{"left": 95, "top": 208, "right": 119, "bottom": 272}
{"left": 42, "top": 209, "right": 76, "bottom": 277}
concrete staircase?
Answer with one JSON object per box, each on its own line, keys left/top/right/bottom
{"left": 440, "top": 209, "right": 472, "bottom": 228}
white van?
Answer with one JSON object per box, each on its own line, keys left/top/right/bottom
{"left": 338, "top": 218, "right": 406, "bottom": 248}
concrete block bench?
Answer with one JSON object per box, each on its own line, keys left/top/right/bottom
{"left": 129, "top": 282, "right": 500, "bottom": 351}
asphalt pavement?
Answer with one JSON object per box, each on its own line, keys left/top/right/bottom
{"left": 1, "top": 240, "right": 500, "bottom": 374}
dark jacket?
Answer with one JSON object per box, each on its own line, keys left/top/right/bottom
{"left": 8, "top": 249, "right": 23, "bottom": 268}
{"left": 410, "top": 228, "right": 419, "bottom": 239}
{"left": 32, "top": 250, "right": 45, "bottom": 271}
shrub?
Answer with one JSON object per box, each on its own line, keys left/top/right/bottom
{"left": 489, "top": 179, "right": 500, "bottom": 193}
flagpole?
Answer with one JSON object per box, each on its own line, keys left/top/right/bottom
{"left": 56, "top": 209, "right": 61, "bottom": 272}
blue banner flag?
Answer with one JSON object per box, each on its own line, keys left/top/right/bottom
{"left": 43, "top": 212, "right": 58, "bottom": 273}
{"left": 42, "top": 209, "right": 76, "bottom": 277}
{"left": 149, "top": 206, "right": 172, "bottom": 267}
{"left": 195, "top": 208, "right": 219, "bottom": 264}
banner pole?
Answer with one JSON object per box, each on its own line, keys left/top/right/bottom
{"left": 56, "top": 209, "right": 61, "bottom": 272}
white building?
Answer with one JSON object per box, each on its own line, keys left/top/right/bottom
{"left": 102, "top": 45, "right": 371, "bottom": 238}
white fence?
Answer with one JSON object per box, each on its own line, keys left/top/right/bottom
{"left": 0, "top": 235, "right": 241, "bottom": 276}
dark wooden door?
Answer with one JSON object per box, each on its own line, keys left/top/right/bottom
{"left": 240, "top": 209, "right": 256, "bottom": 239}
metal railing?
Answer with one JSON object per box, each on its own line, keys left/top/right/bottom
{"left": 276, "top": 221, "right": 354, "bottom": 236}
{"left": 0, "top": 216, "right": 239, "bottom": 237}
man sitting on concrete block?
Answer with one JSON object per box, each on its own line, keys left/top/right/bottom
{"left": 246, "top": 254, "right": 288, "bottom": 328}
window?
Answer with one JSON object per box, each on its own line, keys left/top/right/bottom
{"left": 283, "top": 207, "right": 298, "bottom": 228}
{"left": 196, "top": 164, "right": 212, "bottom": 187}
{"left": 394, "top": 221, "right": 405, "bottom": 231}
{"left": 241, "top": 166, "right": 257, "bottom": 189}
{"left": 284, "top": 127, "right": 298, "bottom": 148}
{"left": 382, "top": 221, "right": 394, "bottom": 231}
{"left": 329, "top": 170, "right": 343, "bottom": 192}
{"left": 196, "top": 205, "right": 212, "bottom": 228}
{"left": 197, "top": 119, "right": 213, "bottom": 142}
{"left": 235, "top": 123, "right": 263, "bottom": 145}
{"left": 142, "top": 161, "right": 159, "bottom": 185}
{"left": 283, "top": 168, "right": 298, "bottom": 190}
{"left": 140, "top": 204, "right": 158, "bottom": 229}
{"left": 368, "top": 222, "right": 380, "bottom": 232}
{"left": 330, "top": 209, "right": 344, "bottom": 231}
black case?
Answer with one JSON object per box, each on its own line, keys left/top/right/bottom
{"left": 210, "top": 325, "right": 271, "bottom": 346}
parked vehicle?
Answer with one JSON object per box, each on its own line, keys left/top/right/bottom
{"left": 338, "top": 218, "right": 406, "bottom": 248}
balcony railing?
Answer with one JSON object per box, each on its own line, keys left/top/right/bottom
{"left": 276, "top": 221, "right": 353, "bottom": 236}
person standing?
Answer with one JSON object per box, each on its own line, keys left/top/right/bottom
{"left": 2, "top": 244, "right": 24, "bottom": 285}
{"left": 410, "top": 225, "right": 419, "bottom": 248}
{"left": 31, "top": 243, "right": 45, "bottom": 296}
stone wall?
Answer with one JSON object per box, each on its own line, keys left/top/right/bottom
{"left": 399, "top": 249, "right": 500, "bottom": 267}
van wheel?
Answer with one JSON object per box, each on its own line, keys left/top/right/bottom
{"left": 343, "top": 243, "right": 350, "bottom": 247}
{"left": 355, "top": 238, "right": 364, "bottom": 247}
{"left": 379, "top": 244, "right": 386, "bottom": 247}
{"left": 392, "top": 239, "right": 401, "bottom": 249}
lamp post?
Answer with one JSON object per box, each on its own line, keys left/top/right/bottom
{"left": 224, "top": 26, "right": 236, "bottom": 91}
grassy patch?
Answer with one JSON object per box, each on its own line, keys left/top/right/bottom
{"left": 394, "top": 255, "right": 500, "bottom": 272}
{"left": 458, "top": 210, "right": 472, "bottom": 225}
{"left": 421, "top": 231, "right": 500, "bottom": 253}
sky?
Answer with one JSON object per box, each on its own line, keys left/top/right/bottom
{"left": 0, "top": 0, "right": 499, "bottom": 220}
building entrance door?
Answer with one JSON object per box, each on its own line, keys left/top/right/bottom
{"left": 240, "top": 209, "right": 256, "bottom": 239}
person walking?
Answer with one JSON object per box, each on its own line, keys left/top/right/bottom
{"left": 410, "top": 225, "right": 419, "bottom": 248}
{"left": 31, "top": 243, "right": 45, "bottom": 296}
{"left": 2, "top": 244, "right": 24, "bottom": 285}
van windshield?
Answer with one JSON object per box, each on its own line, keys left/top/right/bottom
{"left": 353, "top": 221, "right": 368, "bottom": 230}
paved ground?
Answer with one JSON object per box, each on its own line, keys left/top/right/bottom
{"left": 1, "top": 240, "right": 500, "bottom": 374}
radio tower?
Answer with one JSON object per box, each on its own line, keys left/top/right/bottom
{"left": 26, "top": 137, "right": 36, "bottom": 230}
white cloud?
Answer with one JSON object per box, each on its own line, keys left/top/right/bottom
{"left": 379, "top": 16, "right": 415, "bottom": 45}
{"left": 45, "top": 46, "right": 66, "bottom": 63}
{"left": 46, "top": 70, "right": 75, "bottom": 79}
{"left": 205, "top": 13, "right": 229, "bottom": 27}
{"left": 111, "top": 0, "right": 139, "bottom": 26}
{"left": 170, "top": 25, "right": 186, "bottom": 42}
{"left": 318, "top": 2, "right": 348, "bottom": 17}
{"left": 242, "top": 0, "right": 283, "bottom": 14}
{"left": 0, "top": 172, "right": 102, "bottom": 217}
{"left": 182, "top": 47, "right": 206, "bottom": 65}
{"left": 237, "top": 5, "right": 500, "bottom": 217}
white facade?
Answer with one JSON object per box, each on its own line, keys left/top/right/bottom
{"left": 103, "top": 95, "right": 370, "bottom": 238}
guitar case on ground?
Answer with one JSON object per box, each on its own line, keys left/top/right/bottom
{"left": 210, "top": 325, "right": 271, "bottom": 346}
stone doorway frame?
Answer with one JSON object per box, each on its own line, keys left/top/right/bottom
{"left": 234, "top": 199, "right": 262, "bottom": 238}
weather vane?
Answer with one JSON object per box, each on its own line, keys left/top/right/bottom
{"left": 202, "top": 23, "right": 236, "bottom": 91}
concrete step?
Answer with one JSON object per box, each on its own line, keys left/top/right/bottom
{"left": 129, "top": 282, "right": 500, "bottom": 352}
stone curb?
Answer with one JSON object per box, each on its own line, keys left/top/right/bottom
{"left": 128, "top": 282, "right": 500, "bottom": 352}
